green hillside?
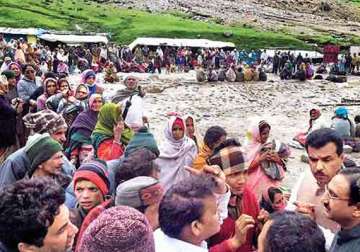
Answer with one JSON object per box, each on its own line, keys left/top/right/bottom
{"left": 0, "top": 0, "right": 358, "bottom": 49}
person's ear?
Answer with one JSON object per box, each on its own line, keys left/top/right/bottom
{"left": 340, "top": 153, "right": 345, "bottom": 163}
{"left": 352, "top": 204, "right": 360, "bottom": 219}
{"left": 190, "top": 220, "right": 203, "bottom": 237}
{"left": 18, "top": 243, "right": 38, "bottom": 252}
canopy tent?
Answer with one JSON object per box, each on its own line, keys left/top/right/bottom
{"left": 266, "top": 50, "right": 323, "bottom": 59}
{"left": 128, "top": 37, "right": 235, "bottom": 50}
{"left": 38, "top": 34, "right": 108, "bottom": 45}
{"left": 0, "top": 27, "right": 45, "bottom": 36}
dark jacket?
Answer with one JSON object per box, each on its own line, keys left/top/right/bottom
{"left": 0, "top": 96, "right": 16, "bottom": 148}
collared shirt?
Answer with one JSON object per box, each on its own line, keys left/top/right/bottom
{"left": 330, "top": 224, "right": 360, "bottom": 252}
{"left": 154, "top": 229, "right": 208, "bottom": 252}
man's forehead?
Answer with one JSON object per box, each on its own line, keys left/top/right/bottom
{"left": 308, "top": 142, "right": 339, "bottom": 157}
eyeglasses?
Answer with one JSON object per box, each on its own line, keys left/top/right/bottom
{"left": 25, "top": 70, "right": 35, "bottom": 74}
{"left": 324, "top": 184, "right": 350, "bottom": 201}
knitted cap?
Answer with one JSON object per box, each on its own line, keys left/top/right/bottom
{"left": 1, "top": 70, "right": 15, "bottom": 80}
{"left": 124, "top": 127, "right": 160, "bottom": 157}
{"left": 23, "top": 109, "right": 67, "bottom": 135}
{"left": 79, "top": 206, "right": 155, "bottom": 252}
{"left": 25, "top": 133, "right": 63, "bottom": 175}
{"left": 207, "top": 146, "right": 247, "bottom": 176}
{"left": 73, "top": 161, "right": 110, "bottom": 196}
{"left": 115, "top": 176, "right": 164, "bottom": 209}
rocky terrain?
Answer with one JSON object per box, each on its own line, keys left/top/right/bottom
{"left": 78, "top": 71, "right": 360, "bottom": 190}
{"left": 95, "top": 0, "right": 360, "bottom": 44}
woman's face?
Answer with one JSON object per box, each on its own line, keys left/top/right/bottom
{"left": 76, "top": 86, "right": 88, "bottom": 100}
{"left": 172, "top": 124, "right": 184, "bottom": 141}
{"left": 86, "top": 76, "right": 95, "bottom": 85}
{"left": 185, "top": 117, "right": 195, "bottom": 137}
{"left": 10, "top": 65, "right": 21, "bottom": 77}
{"left": 260, "top": 126, "right": 270, "bottom": 144}
{"left": 271, "top": 192, "right": 285, "bottom": 211}
{"left": 59, "top": 81, "right": 69, "bottom": 92}
{"left": 24, "top": 66, "right": 35, "bottom": 80}
{"left": 310, "top": 110, "right": 320, "bottom": 120}
{"left": 91, "top": 97, "right": 103, "bottom": 112}
{"left": 46, "top": 81, "right": 57, "bottom": 95}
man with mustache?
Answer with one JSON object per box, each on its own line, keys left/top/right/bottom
{"left": 290, "top": 128, "right": 345, "bottom": 248}
{"left": 321, "top": 168, "right": 360, "bottom": 251}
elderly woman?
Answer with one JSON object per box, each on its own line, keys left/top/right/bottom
{"left": 81, "top": 69, "right": 103, "bottom": 96}
{"left": 111, "top": 76, "right": 147, "bottom": 132}
{"left": 66, "top": 94, "right": 103, "bottom": 167}
{"left": 155, "top": 116, "right": 197, "bottom": 190}
{"left": 91, "top": 103, "right": 134, "bottom": 161}
{"left": 244, "top": 120, "right": 290, "bottom": 200}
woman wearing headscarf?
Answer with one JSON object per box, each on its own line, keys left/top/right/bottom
{"left": 331, "top": 106, "right": 354, "bottom": 138}
{"left": 36, "top": 77, "right": 58, "bottom": 111}
{"left": 244, "top": 120, "right": 290, "bottom": 200}
{"left": 259, "top": 186, "right": 286, "bottom": 214}
{"left": 293, "top": 108, "right": 327, "bottom": 147}
{"left": 154, "top": 116, "right": 197, "bottom": 191}
{"left": 111, "top": 75, "right": 147, "bottom": 132}
{"left": 7, "top": 62, "right": 22, "bottom": 85}
{"left": 55, "top": 83, "right": 89, "bottom": 127}
{"left": 65, "top": 94, "right": 103, "bottom": 167}
{"left": 81, "top": 69, "right": 103, "bottom": 96}
{"left": 91, "top": 103, "right": 134, "bottom": 161}
{"left": 184, "top": 115, "right": 203, "bottom": 151}
{"left": 0, "top": 75, "right": 20, "bottom": 162}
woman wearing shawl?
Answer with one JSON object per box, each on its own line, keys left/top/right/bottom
{"left": 155, "top": 116, "right": 197, "bottom": 191}
{"left": 259, "top": 186, "right": 286, "bottom": 214}
{"left": 81, "top": 69, "right": 104, "bottom": 96}
{"left": 36, "top": 77, "right": 58, "bottom": 111}
{"left": 57, "top": 84, "right": 89, "bottom": 127}
{"left": 293, "top": 108, "right": 326, "bottom": 146}
{"left": 184, "top": 115, "right": 203, "bottom": 151}
{"left": 244, "top": 120, "right": 290, "bottom": 200}
{"left": 66, "top": 94, "right": 103, "bottom": 167}
{"left": 91, "top": 103, "right": 134, "bottom": 161}
{"left": 8, "top": 62, "right": 22, "bottom": 85}
{"left": 111, "top": 75, "right": 147, "bottom": 131}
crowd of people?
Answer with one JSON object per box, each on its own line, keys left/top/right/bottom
{"left": 2, "top": 35, "right": 360, "bottom": 252}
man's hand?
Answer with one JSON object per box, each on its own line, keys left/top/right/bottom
{"left": 185, "top": 165, "right": 227, "bottom": 194}
{"left": 294, "top": 201, "right": 316, "bottom": 221}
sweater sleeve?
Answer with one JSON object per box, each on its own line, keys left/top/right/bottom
{"left": 97, "top": 139, "right": 124, "bottom": 161}
{"left": 209, "top": 240, "right": 235, "bottom": 252}
{"left": 217, "top": 187, "right": 231, "bottom": 224}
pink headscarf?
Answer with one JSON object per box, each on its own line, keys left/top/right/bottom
{"left": 243, "top": 120, "right": 271, "bottom": 162}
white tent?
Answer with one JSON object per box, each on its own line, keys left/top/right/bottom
{"left": 266, "top": 50, "right": 323, "bottom": 59}
{"left": 128, "top": 37, "right": 235, "bottom": 50}
{"left": 38, "top": 34, "right": 108, "bottom": 45}
{"left": 0, "top": 27, "right": 43, "bottom": 35}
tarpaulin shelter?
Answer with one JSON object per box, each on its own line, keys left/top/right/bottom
{"left": 38, "top": 34, "right": 108, "bottom": 46}
{"left": 323, "top": 45, "right": 340, "bottom": 63}
{"left": 128, "top": 37, "right": 235, "bottom": 50}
